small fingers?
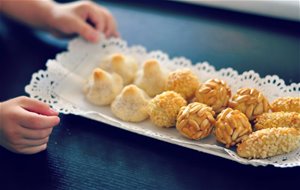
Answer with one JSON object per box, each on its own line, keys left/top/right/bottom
{"left": 75, "top": 18, "right": 99, "bottom": 42}
{"left": 18, "top": 144, "right": 48, "bottom": 155}
{"left": 21, "top": 127, "right": 54, "bottom": 140}
{"left": 18, "top": 137, "right": 50, "bottom": 147}
{"left": 19, "top": 110, "right": 60, "bottom": 130}
{"left": 18, "top": 96, "right": 58, "bottom": 116}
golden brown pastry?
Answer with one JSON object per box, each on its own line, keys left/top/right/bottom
{"left": 134, "top": 59, "right": 168, "bottom": 97}
{"left": 254, "top": 112, "right": 300, "bottom": 130}
{"left": 176, "top": 102, "right": 215, "bottom": 140}
{"left": 166, "top": 69, "right": 199, "bottom": 100}
{"left": 111, "top": 85, "right": 150, "bottom": 122}
{"left": 83, "top": 68, "right": 123, "bottom": 106}
{"left": 237, "top": 127, "right": 300, "bottom": 159}
{"left": 214, "top": 108, "right": 252, "bottom": 148}
{"left": 229, "top": 88, "right": 270, "bottom": 121}
{"left": 194, "top": 79, "right": 231, "bottom": 113}
{"left": 147, "top": 91, "right": 187, "bottom": 128}
{"left": 271, "top": 97, "right": 300, "bottom": 113}
{"left": 99, "top": 53, "right": 138, "bottom": 85}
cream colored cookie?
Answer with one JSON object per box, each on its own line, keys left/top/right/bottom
{"left": 99, "top": 53, "right": 138, "bottom": 85}
{"left": 134, "top": 59, "right": 168, "bottom": 97}
{"left": 111, "top": 85, "right": 150, "bottom": 122}
{"left": 83, "top": 68, "right": 123, "bottom": 106}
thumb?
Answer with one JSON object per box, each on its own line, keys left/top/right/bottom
{"left": 73, "top": 18, "right": 100, "bottom": 43}
{"left": 19, "top": 97, "right": 58, "bottom": 116}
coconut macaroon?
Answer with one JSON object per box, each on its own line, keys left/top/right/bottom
{"left": 194, "top": 79, "right": 231, "bottom": 113}
{"left": 83, "top": 68, "right": 123, "bottom": 106}
{"left": 148, "top": 91, "right": 187, "bottom": 128}
{"left": 214, "top": 108, "right": 252, "bottom": 148}
{"left": 229, "top": 88, "right": 270, "bottom": 121}
{"left": 271, "top": 97, "right": 300, "bottom": 113}
{"left": 99, "top": 53, "right": 138, "bottom": 85}
{"left": 176, "top": 102, "right": 215, "bottom": 140}
{"left": 166, "top": 69, "right": 199, "bottom": 100}
{"left": 111, "top": 85, "right": 150, "bottom": 122}
{"left": 254, "top": 112, "right": 300, "bottom": 130}
{"left": 134, "top": 59, "right": 168, "bottom": 97}
{"left": 237, "top": 127, "right": 300, "bottom": 159}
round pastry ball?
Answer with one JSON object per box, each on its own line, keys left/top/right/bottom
{"left": 195, "top": 79, "right": 231, "bottom": 113}
{"left": 111, "top": 85, "right": 150, "bottom": 122}
{"left": 134, "top": 59, "right": 168, "bottom": 97}
{"left": 228, "top": 88, "right": 270, "bottom": 121}
{"left": 148, "top": 91, "right": 187, "bottom": 128}
{"left": 214, "top": 108, "right": 252, "bottom": 148}
{"left": 166, "top": 69, "right": 199, "bottom": 100}
{"left": 83, "top": 68, "right": 123, "bottom": 106}
{"left": 176, "top": 102, "right": 215, "bottom": 140}
{"left": 99, "top": 53, "right": 138, "bottom": 85}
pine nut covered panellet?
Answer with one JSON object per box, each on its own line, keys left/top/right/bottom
{"left": 254, "top": 112, "right": 300, "bottom": 130}
{"left": 214, "top": 108, "right": 252, "bottom": 148}
{"left": 271, "top": 97, "right": 300, "bottom": 113}
{"left": 194, "top": 79, "right": 231, "bottom": 114}
{"left": 176, "top": 102, "right": 215, "bottom": 140}
{"left": 229, "top": 88, "right": 270, "bottom": 121}
{"left": 237, "top": 127, "right": 300, "bottom": 159}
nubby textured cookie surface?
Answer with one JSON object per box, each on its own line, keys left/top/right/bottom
{"left": 237, "top": 127, "right": 300, "bottom": 159}
{"left": 166, "top": 69, "right": 199, "bottom": 100}
{"left": 147, "top": 91, "right": 187, "bottom": 128}
{"left": 176, "top": 102, "right": 215, "bottom": 140}
{"left": 271, "top": 97, "right": 300, "bottom": 113}
{"left": 254, "top": 112, "right": 300, "bottom": 130}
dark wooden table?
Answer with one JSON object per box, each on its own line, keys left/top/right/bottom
{"left": 1, "top": 1, "right": 300, "bottom": 189}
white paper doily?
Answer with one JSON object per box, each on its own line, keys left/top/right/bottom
{"left": 25, "top": 36, "right": 300, "bottom": 167}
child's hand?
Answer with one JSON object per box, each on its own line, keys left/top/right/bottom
{"left": 0, "top": 96, "right": 60, "bottom": 154}
{"left": 48, "top": 1, "right": 119, "bottom": 42}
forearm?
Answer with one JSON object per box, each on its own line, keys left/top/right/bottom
{"left": 0, "top": 0, "right": 56, "bottom": 29}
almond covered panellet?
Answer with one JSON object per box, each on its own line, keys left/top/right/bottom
{"left": 147, "top": 91, "right": 187, "bottom": 128}
{"left": 229, "top": 88, "right": 270, "bottom": 121}
{"left": 237, "top": 127, "right": 300, "bottom": 159}
{"left": 214, "top": 108, "right": 252, "bottom": 148}
{"left": 271, "top": 97, "right": 300, "bottom": 113}
{"left": 194, "top": 79, "right": 231, "bottom": 113}
{"left": 254, "top": 112, "right": 300, "bottom": 130}
{"left": 176, "top": 102, "right": 215, "bottom": 140}
{"left": 166, "top": 69, "right": 199, "bottom": 100}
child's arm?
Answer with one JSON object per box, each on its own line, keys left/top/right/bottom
{"left": 0, "top": 0, "right": 119, "bottom": 42}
